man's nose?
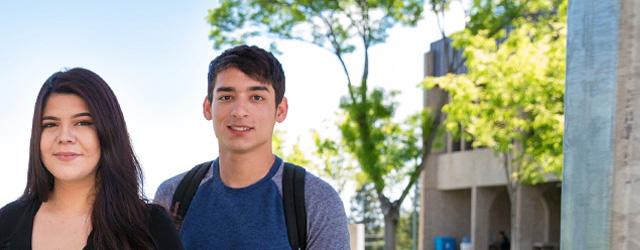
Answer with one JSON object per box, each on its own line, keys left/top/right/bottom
{"left": 230, "top": 100, "right": 249, "bottom": 118}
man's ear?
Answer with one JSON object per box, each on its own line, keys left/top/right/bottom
{"left": 203, "top": 96, "right": 212, "bottom": 120}
{"left": 275, "top": 97, "right": 288, "bottom": 123}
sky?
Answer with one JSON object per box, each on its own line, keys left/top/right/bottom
{"left": 0, "top": 1, "right": 464, "bottom": 207}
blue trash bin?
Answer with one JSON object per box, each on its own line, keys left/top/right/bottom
{"left": 434, "top": 236, "right": 456, "bottom": 250}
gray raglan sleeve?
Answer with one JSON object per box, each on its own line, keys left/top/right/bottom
{"left": 153, "top": 167, "right": 213, "bottom": 213}
{"left": 153, "top": 173, "right": 188, "bottom": 213}
{"left": 305, "top": 174, "right": 350, "bottom": 250}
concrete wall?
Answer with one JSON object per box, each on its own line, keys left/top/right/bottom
{"left": 436, "top": 149, "right": 506, "bottom": 190}
{"left": 422, "top": 181, "right": 560, "bottom": 250}
{"left": 420, "top": 153, "right": 471, "bottom": 250}
{"left": 514, "top": 186, "right": 547, "bottom": 249}
{"left": 541, "top": 184, "right": 562, "bottom": 244}
{"left": 422, "top": 189, "right": 471, "bottom": 249}
{"left": 419, "top": 120, "right": 562, "bottom": 249}
{"left": 488, "top": 189, "right": 511, "bottom": 244}
{"left": 422, "top": 34, "right": 563, "bottom": 249}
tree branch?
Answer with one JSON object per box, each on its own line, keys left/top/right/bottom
{"left": 316, "top": 12, "right": 357, "bottom": 105}
{"left": 396, "top": 91, "right": 447, "bottom": 205}
{"left": 356, "top": 0, "right": 370, "bottom": 104}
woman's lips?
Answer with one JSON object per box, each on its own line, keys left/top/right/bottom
{"left": 53, "top": 152, "right": 81, "bottom": 161}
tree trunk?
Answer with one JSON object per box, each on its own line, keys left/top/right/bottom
{"left": 503, "top": 152, "right": 518, "bottom": 250}
{"left": 381, "top": 203, "right": 400, "bottom": 250}
{"left": 508, "top": 185, "right": 518, "bottom": 250}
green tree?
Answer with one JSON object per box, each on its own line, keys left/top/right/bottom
{"left": 274, "top": 129, "right": 355, "bottom": 196}
{"left": 207, "top": 1, "right": 443, "bottom": 248}
{"left": 395, "top": 209, "right": 414, "bottom": 250}
{"left": 311, "top": 131, "right": 356, "bottom": 195}
{"left": 423, "top": 0, "right": 566, "bottom": 246}
{"left": 349, "top": 183, "right": 414, "bottom": 250}
{"left": 350, "top": 183, "right": 384, "bottom": 249}
{"left": 273, "top": 130, "right": 311, "bottom": 167}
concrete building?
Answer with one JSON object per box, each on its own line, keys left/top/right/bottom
{"left": 562, "top": 0, "right": 640, "bottom": 249}
{"left": 418, "top": 39, "right": 561, "bottom": 250}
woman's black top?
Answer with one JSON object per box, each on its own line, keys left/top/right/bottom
{"left": 0, "top": 198, "right": 184, "bottom": 250}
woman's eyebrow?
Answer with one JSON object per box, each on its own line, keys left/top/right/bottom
{"left": 42, "top": 115, "right": 59, "bottom": 121}
{"left": 72, "top": 112, "right": 93, "bottom": 118}
{"left": 42, "top": 112, "right": 92, "bottom": 121}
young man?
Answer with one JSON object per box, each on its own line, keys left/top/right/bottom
{"left": 154, "top": 45, "right": 350, "bottom": 249}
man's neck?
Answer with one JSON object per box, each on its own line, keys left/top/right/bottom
{"left": 218, "top": 149, "right": 276, "bottom": 188}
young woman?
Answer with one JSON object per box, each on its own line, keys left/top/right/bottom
{"left": 0, "top": 68, "right": 183, "bottom": 250}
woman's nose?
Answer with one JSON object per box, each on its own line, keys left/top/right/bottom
{"left": 56, "top": 125, "right": 76, "bottom": 144}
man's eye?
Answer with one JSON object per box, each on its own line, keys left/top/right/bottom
{"left": 218, "top": 96, "right": 232, "bottom": 101}
{"left": 252, "top": 96, "right": 264, "bottom": 102}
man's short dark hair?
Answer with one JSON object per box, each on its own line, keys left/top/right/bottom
{"left": 207, "top": 45, "right": 285, "bottom": 106}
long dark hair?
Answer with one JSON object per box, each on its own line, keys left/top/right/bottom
{"left": 22, "top": 68, "right": 155, "bottom": 250}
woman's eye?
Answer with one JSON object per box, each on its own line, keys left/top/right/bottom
{"left": 41, "top": 123, "right": 56, "bottom": 128}
{"left": 76, "top": 121, "right": 94, "bottom": 126}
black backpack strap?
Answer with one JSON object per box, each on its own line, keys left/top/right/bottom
{"left": 283, "top": 162, "right": 307, "bottom": 250}
{"left": 170, "top": 161, "right": 212, "bottom": 230}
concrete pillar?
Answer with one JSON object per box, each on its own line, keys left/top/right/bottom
{"left": 562, "top": 0, "right": 640, "bottom": 249}
{"left": 513, "top": 186, "right": 538, "bottom": 250}
{"left": 348, "top": 224, "right": 365, "bottom": 250}
{"left": 610, "top": 0, "right": 640, "bottom": 248}
{"left": 418, "top": 170, "right": 428, "bottom": 250}
{"left": 471, "top": 187, "right": 492, "bottom": 250}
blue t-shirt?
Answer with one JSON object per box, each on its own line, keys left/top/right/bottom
{"left": 180, "top": 158, "right": 290, "bottom": 249}
{"left": 154, "top": 155, "right": 350, "bottom": 250}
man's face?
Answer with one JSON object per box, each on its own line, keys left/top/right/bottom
{"left": 203, "top": 67, "right": 287, "bottom": 154}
